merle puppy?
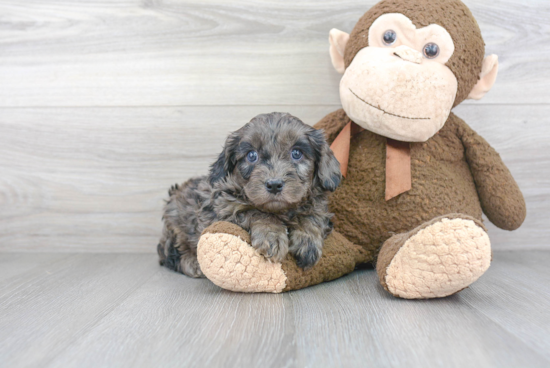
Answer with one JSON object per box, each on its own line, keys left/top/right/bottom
{"left": 157, "top": 112, "right": 341, "bottom": 278}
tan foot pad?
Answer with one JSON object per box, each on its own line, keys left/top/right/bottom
{"left": 382, "top": 217, "right": 491, "bottom": 299}
{"left": 197, "top": 225, "right": 287, "bottom": 293}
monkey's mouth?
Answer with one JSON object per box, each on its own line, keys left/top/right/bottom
{"left": 349, "top": 88, "right": 430, "bottom": 121}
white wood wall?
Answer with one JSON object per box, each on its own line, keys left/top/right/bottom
{"left": 1, "top": 0, "right": 548, "bottom": 252}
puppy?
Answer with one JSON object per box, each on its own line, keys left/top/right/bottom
{"left": 157, "top": 112, "right": 341, "bottom": 278}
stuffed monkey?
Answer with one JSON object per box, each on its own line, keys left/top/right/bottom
{"left": 195, "top": 0, "right": 526, "bottom": 299}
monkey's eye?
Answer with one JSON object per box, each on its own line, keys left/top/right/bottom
{"left": 291, "top": 149, "right": 303, "bottom": 161}
{"left": 382, "top": 30, "right": 397, "bottom": 46}
{"left": 423, "top": 43, "right": 440, "bottom": 59}
{"left": 246, "top": 150, "right": 258, "bottom": 163}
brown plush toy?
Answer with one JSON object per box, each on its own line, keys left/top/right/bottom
{"left": 195, "top": 0, "right": 526, "bottom": 299}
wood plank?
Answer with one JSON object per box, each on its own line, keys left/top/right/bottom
{"left": 460, "top": 251, "right": 550, "bottom": 361}
{"left": 46, "top": 267, "right": 297, "bottom": 368}
{"left": 0, "top": 251, "right": 548, "bottom": 367}
{"left": 0, "top": 104, "right": 547, "bottom": 252}
{"left": 42, "top": 252, "right": 550, "bottom": 368}
{"left": 0, "top": 0, "right": 548, "bottom": 107}
{"left": 0, "top": 253, "right": 70, "bottom": 283}
{"left": 287, "top": 268, "right": 549, "bottom": 367}
{"left": 0, "top": 253, "right": 159, "bottom": 367}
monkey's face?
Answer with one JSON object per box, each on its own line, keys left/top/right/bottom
{"left": 339, "top": 13, "right": 458, "bottom": 142}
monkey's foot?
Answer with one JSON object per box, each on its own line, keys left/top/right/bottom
{"left": 376, "top": 214, "right": 491, "bottom": 299}
{"left": 197, "top": 222, "right": 287, "bottom": 293}
{"left": 197, "top": 222, "right": 371, "bottom": 293}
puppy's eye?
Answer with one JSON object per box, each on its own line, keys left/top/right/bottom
{"left": 383, "top": 30, "right": 397, "bottom": 46}
{"left": 246, "top": 150, "right": 258, "bottom": 163}
{"left": 291, "top": 149, "right": 303, "bottom": 161}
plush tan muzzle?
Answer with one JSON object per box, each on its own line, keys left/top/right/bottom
{"left": 340, "top": 47, "right": 457, "bottom": 142}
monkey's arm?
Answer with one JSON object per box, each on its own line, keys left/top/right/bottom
{"left": 457, "top": 119, "right": 526, "bottom": 230}
{"left": 313, "top": 109, "right": 350, "bottom": 145}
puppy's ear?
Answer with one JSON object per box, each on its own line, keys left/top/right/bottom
{"left": 308, "top": 128, "right": 341, "bottom": 192}
{"left": 208, "top": 132, "right": 240, "bottom": 186}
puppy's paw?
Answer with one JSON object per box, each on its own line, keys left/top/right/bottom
{"left": 289, "top": 231, "right": 323, "bottom": 270}
{"left": 250, "top": 224, "right": 289, "bottom": 263}
{"left": 180, "top": 256, "right": 205, "bottom": 278}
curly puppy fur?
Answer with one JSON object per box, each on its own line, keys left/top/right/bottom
{"left": 157, "top": 112, "right": 342, "bottom": 277}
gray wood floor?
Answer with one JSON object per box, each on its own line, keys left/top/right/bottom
{"left": 1, "top": 250, "right": 549, "bottom": 368}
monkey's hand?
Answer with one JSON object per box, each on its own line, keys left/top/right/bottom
{"left": 250, "top": 218, "right": 289, "bottom": 263}
{"left": 458, "top": 118, "right": 526, "bottom": 230}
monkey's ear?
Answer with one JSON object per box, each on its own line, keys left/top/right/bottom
{"left": 329, "top": 29, "right": 350, "bottom": 74}
{"left": 309, "top": 129, "right": 342, "bottom": 192}
{"left": 208, "top": 133, "right": 240, "bottom": 186}
{"left": 468, "top": 55, "right": 499, "bottom": 100}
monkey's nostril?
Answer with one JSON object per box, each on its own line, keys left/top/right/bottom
{"left": 392, "top": 45, "right": 422, "bottom": 64}
{"left": 266, "top": 179, "right": 284, "bottom": 194}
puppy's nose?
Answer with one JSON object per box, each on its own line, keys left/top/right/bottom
{"left": 266, "top": 179, "right": 284, "bottom": 194}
